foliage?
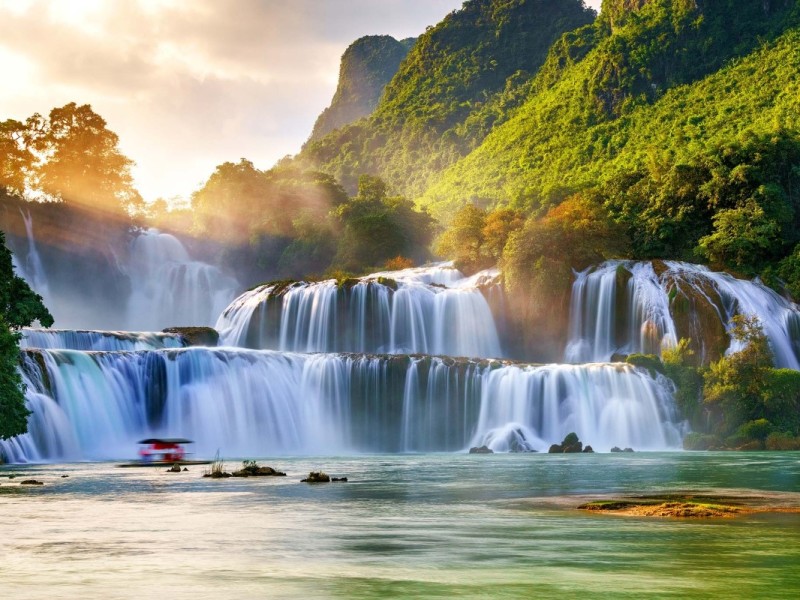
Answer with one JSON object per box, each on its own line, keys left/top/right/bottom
{"left": 423, "top": 1, "right": 800, "bottom": 223}
{"left": 661, "top": 338, "right": 704, "bottom": 428}
{"left": 502, "top": 193, "right": 628, "bottom": 296}
{"left": 332, "top": 175, "right": 434, "bottom": 272}
{"left": 625, "top": 353, "right": 664, "bottom": 376}
{"left": 33, "top": 103, "right": 142, "bottom": 218}
{"left": 0, "top": 231, "right": 53, "bottom": 439}
{"left": 0, "top": 119, "right": 35, "bottom": 194}
{"left": 383, "top": 256, "right": 414, "bottom": 271}
{"left": 192, "top": 159, "right": 348, "bottom": 245}
{"left": 434, "top": 205, "right": 488, "bottom": 274}
{"left": 190, "top": 160, "right": 349, "bottom": 284}
{"left": 435, "top": 205, "right": 525, "bottom": 274}
{"left": 703, "top": 314, "right": 774, "bottom": 435}
{"left": 2, "top": 102, "right": 141, "bottom": 226}
{"left": 776, "top": 244, "right": 800, "bottom": 299}
{"left": 300, "top": 0, "right": 595, "bottom": 196}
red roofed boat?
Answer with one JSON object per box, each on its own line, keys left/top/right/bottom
{"left": 117, "top": 438, "right": 211, "bottom": 467}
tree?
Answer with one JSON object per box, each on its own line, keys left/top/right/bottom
{"left": 697, "top": 199, "right": 785, "bottom": 273}
{"left": 0, "top": 231, "right": 53, "bottom": 439}
{"left": 32, "top": 103, "right": 142, "bottom": 218}
{"left": 192, "top": 159, "right": 271, "bottom": 244}
{"left": 703, "top": 314, "right": 773, "bottom": 435}
{"left": 503, "top": 192, "right": 628, "bottom": 295}
{"left": 0, "top": 118, "right": 36, "bottom": 194}
{"left": 434, "top": 204, "right": 487, "bottom": 273}
{"left": 333, "top": 175, "right": 434, "bottom": 272}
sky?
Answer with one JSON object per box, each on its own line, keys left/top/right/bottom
{"left": 0, "top": 0, "right": 603, "bottom": 203}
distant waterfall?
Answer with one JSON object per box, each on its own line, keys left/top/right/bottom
{"left": 565, "top": 260, "right": 800, "bottom": 368}
{"left": 19, "top": 328, "right": 186, "bottom": 351}
{"left": 10, "top": 209, "right": 51, "bottom": 311}
{"left": 126, "top": 230, "right": 239, "bottom": 330}
{"left": 216, "top": 264, "right": 504, "bottom": 359}
{"left": 0, "top": 348, "right": 682, "bottom": 463}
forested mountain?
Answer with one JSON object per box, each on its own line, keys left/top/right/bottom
{"left": 299, "top": 0, "right": 596, "bottom": 195}
{"left": 308, "top": 35, "right": 415, "bottom": 143}
{"left": 421, "top": 0, "right": 800, "bottom": 220}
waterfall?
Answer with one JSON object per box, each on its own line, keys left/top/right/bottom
{"left": 10, "top": 209, "right": 52, "bottom": 312}
{"left": 19, "top": 328, "right": 186, "bottom": 351}
{"left": 0, "top": 348, "right": 682, "bottom": 463}
{"left": 565, "top": 260, "right": 800, "bottom": 368}
{"left": 215, "top": 264, "right": 503, "bottom": 359}
{"left": 125, "top": 230, "right": 240, "bottom": 330}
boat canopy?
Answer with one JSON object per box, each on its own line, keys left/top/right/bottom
{"left": 137, "top": 438, "right": 193, "bottom": 444}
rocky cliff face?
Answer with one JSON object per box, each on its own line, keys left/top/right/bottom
{"left": 308, "top": 35, "right": 413, "bottom": 143}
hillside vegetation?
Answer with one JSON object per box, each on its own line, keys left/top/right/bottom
{"left": 422, "top": 0, "right": 800, "bottom": 219}
{"left": 300, "top": 0, "right": 596, "bottom": 196}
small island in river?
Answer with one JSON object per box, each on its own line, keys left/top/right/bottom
{"left": 578, "top": 491, "right": 800, "bottom": 519}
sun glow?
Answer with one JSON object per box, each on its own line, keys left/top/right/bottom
{"left": 0, "top": 46, "right": 37, "bottom": 86}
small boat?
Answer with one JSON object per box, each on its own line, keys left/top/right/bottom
{"left": 117, "top": 438, "right": 212, "bottom": 467}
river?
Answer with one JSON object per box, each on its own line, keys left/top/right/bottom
{"left": 2, "top": 452, "right": 799, "bottom": 599}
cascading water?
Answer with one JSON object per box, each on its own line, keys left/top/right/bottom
{"left": 215, "top": 264, "right": 503, "bottom": 359}
{"left": 125, "top": 230, "right": 240, "bottom": 330}
{"left": 10, "top": 210, "right": 52, "bottom": 313}
{"left": 565, "top": 260, "right": 800, "bottom": 368}
{"left": 19, "top": 328, "right": 186, "bottom": 351}
{"left": 0, "top": 348, "right": 682, "bottom": 463}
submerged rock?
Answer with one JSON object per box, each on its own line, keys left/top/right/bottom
{"left": 469, "top": 445, "right": 494, "bottom": 454}
{"left": 20, "top": 479, "right": 43, "bottom": 485}
{"left": 301, "top": 471, "right": 331, "bottom": 483}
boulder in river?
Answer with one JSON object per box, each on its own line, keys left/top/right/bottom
{"left": 20, "top": 479, "right": 44, "bottom": 485}
{"left": 301, "top": 471, "right": 331, "bottom": 483}
{"left": 162, "top": 326, "right": 219, "bottom": 347}
{"left": 549, "top": 432, "right": 585, "bottom": 453}
{"left": 469, "top": 445, "right": 494, "bottom": 454}
{"left": 232, "top": 461, "right": 287, "bottom": 477}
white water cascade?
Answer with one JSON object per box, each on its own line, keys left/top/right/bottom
{"left": 125, "top": 230, "right": 240, "bottom": 331}
{"left": 216, "top": 264, "right": 504, "bottom": 359}
{"left": 18, "top": 328, "right": 186, "bottom": 351}
{"left": 10, "top": 209, "right": 51, "bottom": 311}
{"left": 0, "top": 348, "right": 682, "bottom": 463}
{"left": 566, "top": 260, "right": 800, "bottom": 368}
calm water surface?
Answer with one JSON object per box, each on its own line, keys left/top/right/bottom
{"left": 2, "top": 452, "right": 800, "bottom": 599}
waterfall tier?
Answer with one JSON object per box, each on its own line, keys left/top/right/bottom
{"left": 216, "top": 264, "right": 504, "bottom": 359}
{"left": 125, "top": 230, "right": 239, "bottom": 330}
{"left": 566, "top": 261, "right": 800, "bottom": 368}
{"left": 19, "top": 328, "right": 186, "bottom": 351}
{"left": 0, "top": 348, "right": 682, "bottom": 463}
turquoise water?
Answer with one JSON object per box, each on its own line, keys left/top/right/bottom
{"left": 2, "top": 452, "right": 799, "bottom": 599}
